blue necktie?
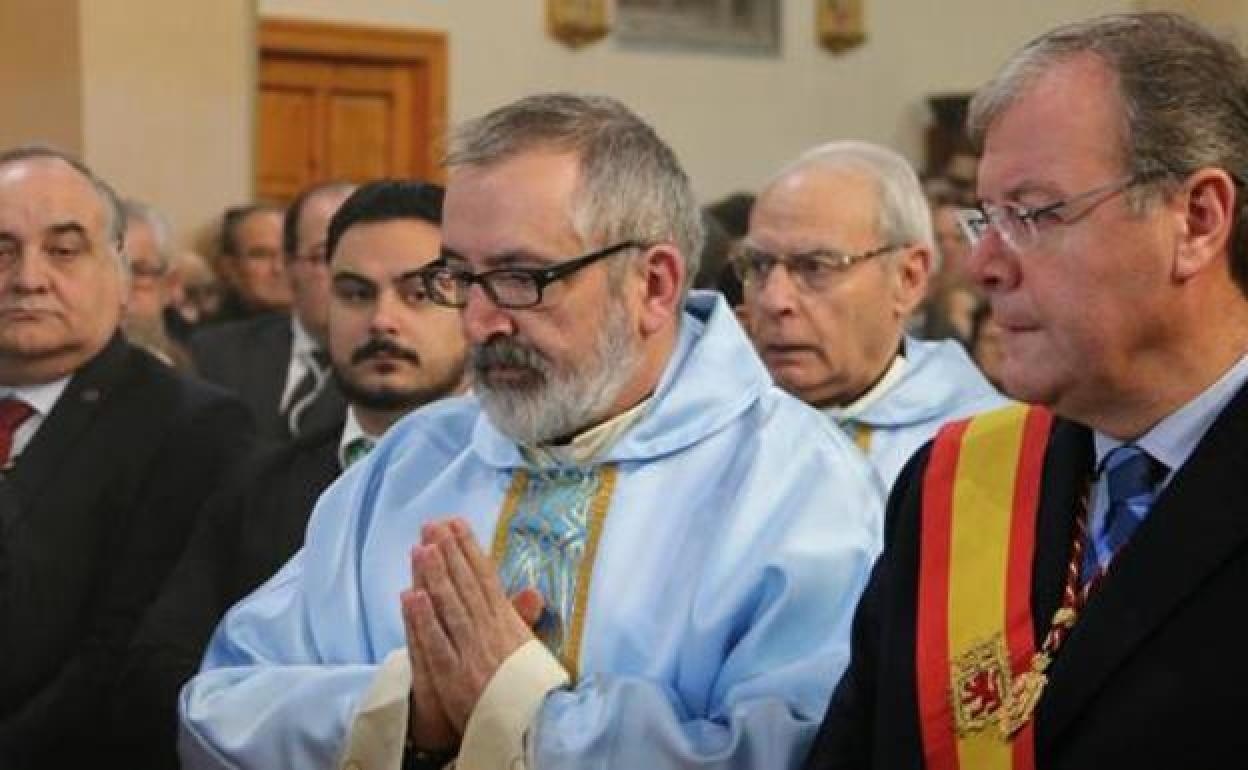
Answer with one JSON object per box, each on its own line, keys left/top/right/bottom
{"left": 1082, "top": 445, "right": 1165, "bottom": 582}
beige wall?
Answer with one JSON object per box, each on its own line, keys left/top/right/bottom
{"left": 79, "top": 0, "right": 253, "bottom": 248}
{"left": 0, "top": 0, "right": 83, "bottom": 153}
{"left": 1139, "top": 0, "right": 1248, "bottom": 39}
{"left": 4, "top": 1, "right": 1244, "bottom": 244}
{"left": 259, "top": 0, "right": 1134, "bottom": 202}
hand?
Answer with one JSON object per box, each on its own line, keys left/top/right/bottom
{"left": 400, "top": 542, "right": 544, "bottom": 752}
{"left": 405, "top": 518, "right": 537, "bottom": 731}
{"left": 401, "top": 550, "right": 457, "bottom": 752}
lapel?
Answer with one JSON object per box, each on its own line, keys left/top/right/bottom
{"left": 240, "top": 316, "right": 293, "bottom": 438}
{"left": 298, "top": 379, "right": 346, "bottom": 437}
{"left": 1038, "top": 380, "right": 1248, "bottom": 743}
{"left": 1029, "top": 418, "right": 1092, "bottom": 635}
{"left": 250, "top": 314, "right": 294, "bottom": 412}
{"left": 3, "top": 334, "right": 132, "bottom": 515}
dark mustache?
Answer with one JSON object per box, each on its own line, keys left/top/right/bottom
{"left": 351, "top": 337, "right": 421, "bottom": 365}
{"left": 470, "top": 337, "right": 548, "bottom": 372}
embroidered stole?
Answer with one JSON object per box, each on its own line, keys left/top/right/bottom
{"left": 491, "top": 465, "right": 618, "bottom": 681}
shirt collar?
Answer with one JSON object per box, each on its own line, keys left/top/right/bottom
{"left": 1093, "top": 351, "right": 1248, "bottom": 484}
{"left": 823, "top": 353, "right": 908, "bottom": 421}
{"left": 337, "top": 406, "right": 379, "bottom": 470}
{"left": 290, "top": 315, "right": 321, "bottom": 358}
{"left": 0, "top": 376, "right": 72, "bottom": 417}
{"left": 519, "top": 396, "right": 653, "bottom": 469}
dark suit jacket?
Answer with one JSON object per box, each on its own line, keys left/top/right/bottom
{"left": 190, "top": 312, "right": 344, "bottom": 441}
{"left": 115, "top": 422, "right": 343, "bottom": 769}
{"left": 806, "top": 382, "right": 1248, "bottom": 769}
{"left": 0, "top": 334, "right": 253, "bottom": 768}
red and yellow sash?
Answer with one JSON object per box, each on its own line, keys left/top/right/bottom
{"left": 915, "top": 404, "right": 1053, "bottom": 770}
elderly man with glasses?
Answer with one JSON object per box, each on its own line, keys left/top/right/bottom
{"left": 179, "top": 93, "right": 883, "bottom": 770}
{"left": 806, "top": 12, "right": 1248, "bottom": 770}
{"left": 741, "top": 140, "right": 1006, "bottom": 492}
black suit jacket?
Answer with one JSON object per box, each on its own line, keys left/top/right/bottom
{"left": 0, "top": 334, "right": 253, "bottom": 767}
{"left": 115, "top": 422, "right": 343, "bottom": 769}
{"left": 190, "top": 312, "right": 344, "bottom": 441}
{"left": 806, "top": 382, "right": 1248, "bottom": 769}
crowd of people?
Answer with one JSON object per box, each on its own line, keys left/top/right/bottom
{"left": 2, "top": 10, "right": 1247, "bottom": 769}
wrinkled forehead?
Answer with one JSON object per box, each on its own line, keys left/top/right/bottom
{"left": 0, "top": 158, "right": 111, "bottom": 241}
{"left": 750, "top": 166, "right": 882, "bottom": 249}
{"left": 978, "top": 54, "right": 1128, "bottom": 198}
{"left": 443, "top": 151, "right": 583, "bottom": 262}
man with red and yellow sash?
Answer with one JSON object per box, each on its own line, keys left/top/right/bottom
{"left": 804, "top": 12, "right": 1248, "bottom": 769}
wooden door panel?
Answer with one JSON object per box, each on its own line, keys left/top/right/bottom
{"left": 256, "top": 84, "right": 319, "bottom": 200}
{"left": 326, "top": 91, "right": 393, "bottom": 180}
{"left": 325, "top": 62, "right": 412, "bottom": 181}
{"left": 256, "top": 20, "right": 447, "bottom": 202}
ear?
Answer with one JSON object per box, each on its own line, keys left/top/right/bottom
{"left": 893, "top": 244, "right": 932, "bottom": 317}
{"left": 1174, "top": 168, "right": 1236, "bottom": 282}
{"left": 636, "top": 243, "right": 685, "bottom": 337}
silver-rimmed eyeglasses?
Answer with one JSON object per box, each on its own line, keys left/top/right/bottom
{"left": 955, "top": 173, "right": 1161, "bottom": 254}
{"left": 732, "top": 243, "right": 904, "bottom": 294}
{"left": 424, "top": 240, "right": 642, "bottom": 309}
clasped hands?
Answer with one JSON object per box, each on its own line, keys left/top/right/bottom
{"left": 399, "top": 518, "right": 543, "bottom": 752}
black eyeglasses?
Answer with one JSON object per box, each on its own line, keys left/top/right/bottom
{"left": 424, "top": 240, "right": 642, "bottom": 309}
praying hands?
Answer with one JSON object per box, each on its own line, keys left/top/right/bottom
{"left": 400, "top": 519, "right": 544, "bottom": 752}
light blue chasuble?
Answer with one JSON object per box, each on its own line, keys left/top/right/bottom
{"left": 824, "top": 336, "right": 1009, "bottom": 494}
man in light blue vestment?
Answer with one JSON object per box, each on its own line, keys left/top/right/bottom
{"left": 741, "top": 140, "right": 1007, "bottom": 492}
{"left": 822, "top": 335, "right": 1006, "bottom": 489}
{"left": 178, "top": 93, "right": 883, "bottom": 770}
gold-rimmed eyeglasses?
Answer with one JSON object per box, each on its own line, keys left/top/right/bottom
{"left": 732, "top": 243, "right": 905, "bottom": 294}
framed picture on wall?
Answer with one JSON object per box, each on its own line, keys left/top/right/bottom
{"left": 615, "top": 0, "right": 781, "bottom": 55}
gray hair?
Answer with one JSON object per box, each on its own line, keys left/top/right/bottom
{"left": 123, "top": 198, "right": 174, "bottom": 270}
{"left": 766, "top": 140, "right": 936, "bottom": 268}
{"left": 0, "top": 145, "right": 126, "bottom": 267}
{"left": 445, "top": 92, "right": 704, "bottom": 294}
{"left": 968, "top": 11, "right": 1248, "bottom": 293}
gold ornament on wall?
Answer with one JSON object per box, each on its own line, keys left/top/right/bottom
{"left": 547, "top": 0, "right": 609, "bottom": 49}
{"left": 817, "top": 0, "right": 866, "bottom": 54}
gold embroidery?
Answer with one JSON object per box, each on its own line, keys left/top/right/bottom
{"left": 564, "top": 465, "right": 617, "bottom": 681}
{"left": 853, "top": 422, "right": 873, "bottom": 453}
{"left": 950, "top": 634, "right": 1011, "bottom": 737}
{"left": 489, "top": 465, "right": 619, "bottom": 681}
{"left": 491, "top": 470, "right": 530, "bottom": 562}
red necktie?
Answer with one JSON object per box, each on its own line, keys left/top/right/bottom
{"left": 0, "top": 398, "right": 35, "bottom": 468}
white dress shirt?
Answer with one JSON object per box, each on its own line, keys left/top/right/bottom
{"left": 0, "top": 376, "right": 72, "bottom": 464}
{"left": 279, "top": 316, "right": 327, "bottom": 413}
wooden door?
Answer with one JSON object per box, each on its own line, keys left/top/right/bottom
{"left": 256, "top": 19, "right": 446, "bottom": 202}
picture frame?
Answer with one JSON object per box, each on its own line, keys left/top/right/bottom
{"left": 614, "top": 0, "right": 781, "bottom": 55}
{"left": 547, "top": 0, "right": 610, "bottom": 48}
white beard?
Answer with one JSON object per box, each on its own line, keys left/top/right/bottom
{"left": 472, "top": 296, "right": 640, "bottom": 446}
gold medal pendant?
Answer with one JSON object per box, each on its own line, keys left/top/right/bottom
{"left": 1003, "top": 664, "right": 1048, "bottom": 737}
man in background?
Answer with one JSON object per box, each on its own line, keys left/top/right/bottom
{"left": 210, "top": 202, "right": 288, "bottom": 323}
{"left": 121, "top": 199, "right": 189, "bottom": 368}
{"left": 0, "top": 146, "right": 252, "bottom": 767}
{"left": 192, "top": 182, "right": 354, "bottom": 441}
{"left": 117, "top": 179, "right": 466, "bottom": 769}
{"left": 742, "top": 140, "right": 1004, "bottom": 491}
